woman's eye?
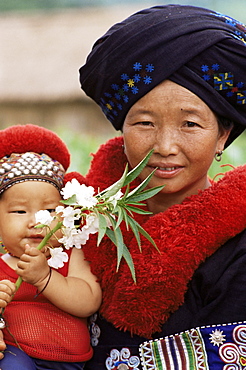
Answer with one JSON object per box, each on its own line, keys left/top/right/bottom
{"left": 185, "top": 121, "right": 199, "bottom": 128}
{"left": 136, "top": 121, "right": 153, "bottom": 126}
{"left": 12, "top": 210, "right": 26, "bottom": 214}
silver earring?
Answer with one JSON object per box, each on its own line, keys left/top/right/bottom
{"left": 215, "top": 150, "right": 223, "bottom": 162}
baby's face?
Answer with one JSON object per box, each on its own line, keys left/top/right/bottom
{"left": 0, "top": 181, "right": 62, "bottom": 257}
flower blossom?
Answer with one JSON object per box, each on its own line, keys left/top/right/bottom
{"left": 35, "top": 210, "right": 54, "bottom": 227}
{"left": 61, "top": 178, "right": 82, "bottom": 200}
{"left": 82, "top": 213, "right": 100, "bottom": 235}
{"left": 58, "top": 227, "right": 89, "bottom": 249}
{"left": 47, "top": 247, "right": 69, "bottom": 269}
{"left": 61, "top": 179, "right": 98, "bottom": 208}
{"left": 61, "top": 206, "right": 81, "bottom": 228}
{"left": 71, "top": 229, "right": 90, "bottom": 248}
{"left": 76, "top": 184, "right": 98, "bottom": 208}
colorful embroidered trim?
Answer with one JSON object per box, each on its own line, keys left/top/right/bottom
{"left": 99, "top": 62, "right": 155, "bottom": 122}
{"left": 0, "top": 152, "right": 65, "bottom": 193}
{"left": 201, "top": 64, "right": 246, "bottom": 105}
{"left": 139, "top": 321, "right": 246, "bottom": 370}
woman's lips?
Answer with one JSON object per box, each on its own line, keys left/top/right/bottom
{"left": 149, "top": 164, "right": 183, "bottom": 178}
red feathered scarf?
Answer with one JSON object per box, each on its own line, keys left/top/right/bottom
{"left": 82, "top": 136, "right": 246, "bottom": 338}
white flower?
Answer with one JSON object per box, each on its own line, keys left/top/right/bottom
{"left": 62, "top": 206, "right": 81, "bottom": 228}
{"left": 76, "top": 184, "right": 98, "bottom": 208}
{"left": 61, "top": 178, "right": 82, "bottom": 200}
{"left": 58, "top": 227, "right": 77, "bottom": 249}
{"left": 61, "top": 179, "right": 98, "bottom": 209}
{"left": 55, "top": 205, "right": 65, "bottom": 214}
{"left": 58, "top": 227, "right": 89, "bottom": 249}
{"left": 82, "top": 213, "right": 99, "bottom": 235}
{"left": 47, "top": 247, "right": 69, "bottom": 269}
{"left": 35, "top": 210, "right": 54, "bottom": 227}
{"left": 71, "top": 229, "right": 90, "bottom": 248}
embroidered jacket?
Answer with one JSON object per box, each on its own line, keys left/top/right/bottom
{"left": 81, "top": 136, "right": 246, "bottom": 369}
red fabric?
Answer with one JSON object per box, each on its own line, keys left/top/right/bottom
{"left": 82, "top": 136, "right": 246, "bottom": 338}
{"left": 0, "top": 124, "right": 70, "bottom": 170}
{"left": 0, "top": 250, "right": 93, "bottom": 362}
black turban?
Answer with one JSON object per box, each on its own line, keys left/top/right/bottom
{"left": 79, "top": 4, "right": 246, "bottom": 146}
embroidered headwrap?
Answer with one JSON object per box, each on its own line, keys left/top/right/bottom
{"left": 79, "top": 5, "right": 246, "bottom": 147}
{"left": 0, "top": 124, "right": 70, "bottom": 194}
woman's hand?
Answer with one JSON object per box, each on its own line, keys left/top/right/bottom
{"left": 16, "top": 245, "right": 50, "bottom": 287}
{"left": 0, "top": 280, "right": 16, "bottom": 309}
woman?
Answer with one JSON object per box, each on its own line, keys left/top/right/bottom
{"left": 79, "top": 5, "right": 246, "bottom": 369}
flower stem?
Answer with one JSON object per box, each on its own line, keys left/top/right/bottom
{"left": 15, "top": 221, "right": 63, "bottom": 291}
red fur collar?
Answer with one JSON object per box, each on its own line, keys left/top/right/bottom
{"left": 83, "top": 136, "right": 246, "bottom": 337}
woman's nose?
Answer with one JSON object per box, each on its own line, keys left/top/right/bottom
{"left": 153, "top": 127, "right": 179, "bottom": 156}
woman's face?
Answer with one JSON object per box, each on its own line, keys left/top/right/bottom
{"left": 123, "top": 80, "right": 231, "bottom": 204}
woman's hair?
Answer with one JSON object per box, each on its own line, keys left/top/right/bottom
{"left": 217, "top": 115, "right": 234, "bottom": 134}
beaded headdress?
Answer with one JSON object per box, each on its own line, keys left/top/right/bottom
{"left": 0, "top": 124, "right": 70, "bottom": 194}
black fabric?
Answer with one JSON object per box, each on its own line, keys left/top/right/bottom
{"left": 84, "top": 229, "right": 246, "bottom": 369}
{"left": 79, "top": 4, "right": 246, "bottom": 147}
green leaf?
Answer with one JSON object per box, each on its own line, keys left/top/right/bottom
{"left": 124, "top": 205, "right": 152, "bottom": 215}
{"left": 97, "top": 212, "right": 108, "bottom": 246}
{"left": 61, "top": 194, "right": 77, "bottom": 205}
{"left": 105, "top": 227, "right": 136, "bottom": 283}
{"left": 121, "top": 244, "right": 136, "bottom": 283}
{"left": 126, "top": 215, "right": 141, "bottom": 250}
{"left": 105, "top": 227, "right": 123, "bottom": 269}
{"left": 114, "top": 206, "right": 124, "bottom": 229}
{"left": 135, "top": 220, "right": 160, "bottom": 253}
{"left": 119, "top": 206, "right": 130, "bottom": 230}
{"left": 98, "top": 164, "right": 128, "bottom": 199}
{"left": 106, "top": 215, "right": 124, "bottom": 270}
{"left": 126, "top": 185, "right": 165, "bottom": 203}
{"left": 124, "top": 169, "right": 156, "bottom": 199}
{"left": 123, "top": 150, "right": 154, "bottom": 187}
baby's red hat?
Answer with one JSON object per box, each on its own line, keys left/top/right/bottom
{"left": 0, "top": 124, "right": 70, "bottom": 171}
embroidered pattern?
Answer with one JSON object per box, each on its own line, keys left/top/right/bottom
{"left": 213, "top": 12, "right": 246, "bottom": 45}
{"left": 219, "top": 325, "right": 246, "bottom": 368}
{"left": 209, "top": 329, "right": 226, "bottom": 347}
{"left": 88, "top": 313, "right": 101, "bottom": 347}
{"left": 139, "top": 328, "right": 209, "bottom": 370}
{"left": 99, "top": 62, "right": 155, "bottom": 122}
{"left": 106, "top": 348, "right": 140, "bottom": 370}
{"left": 201, "top": 64, "right": 245, "bottom": 104}
{"left": 139, "top": 322, "right": 246, "bottom": 370}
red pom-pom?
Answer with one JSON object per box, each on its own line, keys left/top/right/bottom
{"left": 0, "top": 124, "right": 70, "bottom": 170}
{"left": 64, "top": 172, "right": 87, "bottom": 185}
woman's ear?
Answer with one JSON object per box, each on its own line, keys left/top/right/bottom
{"left": 217, "top": 127, "right": 232, "bottom": 152}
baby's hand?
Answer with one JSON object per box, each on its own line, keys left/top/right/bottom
{"left": 0, "top": 330, "right": 6, "bottom": 359}
{"left": 0, "top": 280, "right": 16, "bottom": 309}
{"left": 16, "top": 245, "right": 50, "bottom": 286}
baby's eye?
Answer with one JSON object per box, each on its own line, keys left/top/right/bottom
{"left": 47, "top": 209, "right": 56, "bottom": 213}
{"left": 12, "top": 210, "right": 26, "bottom": 214}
